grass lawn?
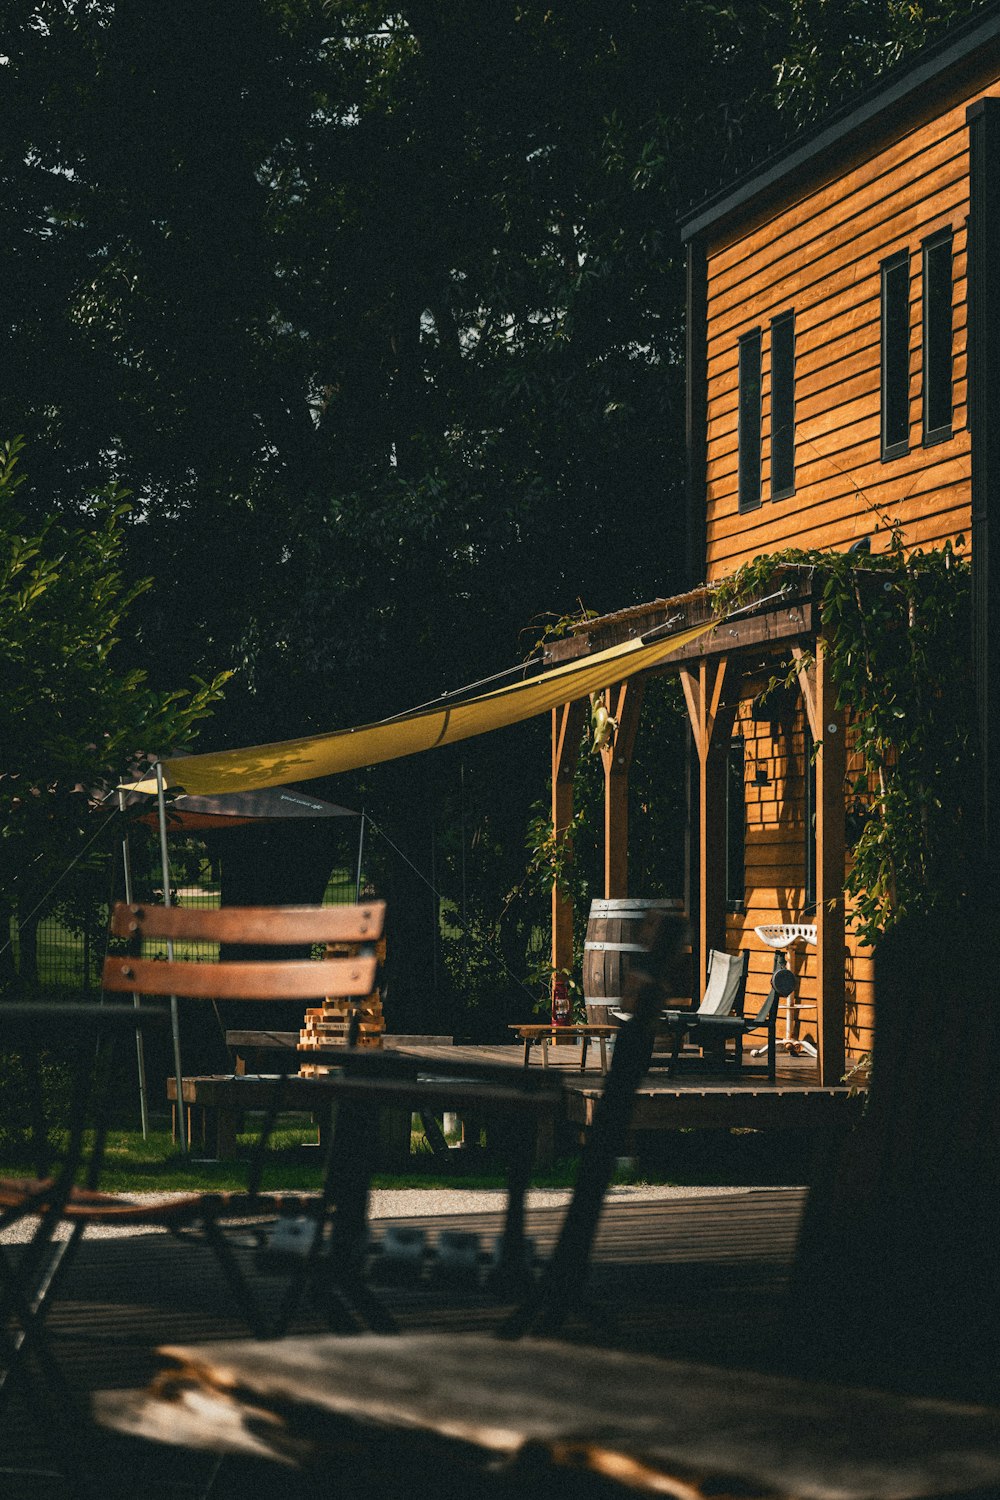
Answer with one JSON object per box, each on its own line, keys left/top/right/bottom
{"left": 0, "top": 1117, "right": 816, "bottom": 1193}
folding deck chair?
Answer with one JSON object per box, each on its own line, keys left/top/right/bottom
{"left": 99, "top": 902, "right": 568, "bottom": 1337}
{"left": 0, "top": 1002, "right": 168, "bottom": 1495}
{"left": 94, "top": 899, "right": 390, "bottom": 1338}
{"left": 657, "top": 948, "right": 786, "bottom": 1083}
{"left": 677, "top": 969, "right": 787, "bottom": 1082}
{"left": 610, "top": 946, "right": 749, "bottom": 1073}
{"left": 95, "top": 908, "right": 693, "bottom": 1483}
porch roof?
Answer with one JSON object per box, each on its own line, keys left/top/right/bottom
{"left": 541, "top": 567, "right": 819, "bottom": 672}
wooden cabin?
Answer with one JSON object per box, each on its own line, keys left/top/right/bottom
{"left": 549, "top": 11, "right": 1000, "bottom": 1083}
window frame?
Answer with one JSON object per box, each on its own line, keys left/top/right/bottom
{"left": 726, "top": 734, "right": 747, "bottom": 913}
{"left": 922, "top": 227, "right": 954, "bottom": 446}
{"left": 804, "top": 726, "right": 817, "bottom": 916}
{"left": 880, "top": 250, "right": 912, "bottom": 461}
{"left": 737, "top": 328, "right": 763, "bottom": 512}
{"left": 769, "top": 310, "right": 796, "bottom": 500}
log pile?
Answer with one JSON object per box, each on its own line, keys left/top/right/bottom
{"left": 298, "top": 936, "right": 386, "bottom": 1073}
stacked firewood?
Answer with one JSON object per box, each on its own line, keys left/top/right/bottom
{"left": 298, "top": 936, "right": 387, "bottom": 1074}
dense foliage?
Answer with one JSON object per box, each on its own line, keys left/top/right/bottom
{"left": 0, "top": 438, "right": 228, "bottom": 985}
{"left": 1, "top": 0, "right": 989, "bottom": 1023}
{"left": 713, "top": 537, "right": 975, "bottom": 947}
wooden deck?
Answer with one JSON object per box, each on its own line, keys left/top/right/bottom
{"left": 2, "top": 1189, "right": 806, "bottom": 1498}
{"left": 172, "top": 1041, "right": 862, "bottom": 1163}
{"left": 397, "top": 1041, "right": 863, "bottom": 1134}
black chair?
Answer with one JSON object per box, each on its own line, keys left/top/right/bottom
{"left": 0, "top": 1002, "right": 168, "bottom": 1496}
{"left": 304, "top": 908, "right": 689, "bottom": 1337}
{"left": 664, "top": 956, "right": 787, "bottom": 1083}
{"left": 505, "top": 907, "right": 690, "bottom": 1336}
{"left": 97, "top": 900, "right": 568, "bottom": 1335}
{"left": 94, "top": 910, "right": 694, "bottom": 1483}
{"left": 612, "top": 946, "right": 749, "bottom": 1066}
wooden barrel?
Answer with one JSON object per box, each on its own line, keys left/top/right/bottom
{"left": 583, "top": 898, "right": 685, "bottom": 1026}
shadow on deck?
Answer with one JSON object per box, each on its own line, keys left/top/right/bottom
{"left": 1, "top": 1189, "right": 805, "bottom": 1499}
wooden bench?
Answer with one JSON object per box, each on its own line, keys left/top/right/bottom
{"left": 508, "top": 1023, "right": 618, "bottom": 1073}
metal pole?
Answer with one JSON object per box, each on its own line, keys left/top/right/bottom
{"left": 354, "top": 808, "right": 366, "bottom": 901}
{"left": 117, "top": 789, "right": 150, "bottom": 1139}
{"left": 156, "top": 763, "right": 187, "bottom": 1152}
{"left": 460, "top": 762, "right": 467, "bottom": 931}
{"left": 430, "top": 812, "right": 438, "bottom": 1004}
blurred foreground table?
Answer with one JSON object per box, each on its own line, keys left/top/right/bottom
{"left": 96, "top": 1331, "right": 1000, "bottom": 1498}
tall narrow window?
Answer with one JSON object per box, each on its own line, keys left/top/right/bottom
{"left": 738, "top": 329, "right": 762, "bottom": 511}
{"left": 726, "top": 736, "right": 746, "bottom": 910}
{"left": 923, "top": 228, "right": 953, "bottom": 443}
{"left": 770, "top": 310, "right": 796, "bottom": 498}
{"left": 881, "top": 251, "right": 911, "bottom": 459}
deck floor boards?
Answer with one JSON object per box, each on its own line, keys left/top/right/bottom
{"left": 2, "top": 1189, "right": 805, "bottom": 1498}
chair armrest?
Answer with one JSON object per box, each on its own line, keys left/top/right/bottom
{"left": 684, "top": 1014, "right": 745, "bottom": 1035}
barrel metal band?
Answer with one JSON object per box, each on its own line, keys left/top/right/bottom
{"left": 584, "top": 941, "right": 647, "bottom": 953}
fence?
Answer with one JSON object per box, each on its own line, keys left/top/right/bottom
{"left": 6, "top": 852, "right": 366, "bottom": 993}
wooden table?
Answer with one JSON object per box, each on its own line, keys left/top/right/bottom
{"left": 96, "top": 1331, "right": 1000, "bottom": 1497}
{"left": 508, "top": 1023, "right": 618, "bottom": 1073}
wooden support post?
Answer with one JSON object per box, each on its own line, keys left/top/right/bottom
{"left": 680, "top": 658, "right": 736, "bottom": 997}
{"left": 551, "top": 701, "right": 587, "bottom": 988}
{"left": 601, "top": 679, "right": 645, "bottom": 899}
{"left": 796, "top": 643, "right": 847, "bottom": 1085}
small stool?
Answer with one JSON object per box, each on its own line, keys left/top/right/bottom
{"left": 507, "top": 1024, "right": 613, "bottom": 1074}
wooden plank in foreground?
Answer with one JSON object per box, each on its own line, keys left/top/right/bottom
{"left": 96, "top": 1331, "right": 1000, "bottom": 1498}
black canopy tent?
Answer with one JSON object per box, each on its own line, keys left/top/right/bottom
{"left": 121, "top": 786, "right": 359, "bottom": 832}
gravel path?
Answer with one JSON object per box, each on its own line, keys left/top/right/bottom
{"left": 0, "top": 1183, "right": 767, "bottom": 1244}
{"left": 368, "top": 1183, "right": 764, "bottom": 1219}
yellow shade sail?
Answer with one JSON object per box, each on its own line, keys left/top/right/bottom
{"left": 129, "top": 618, "right": 714, "bottom": 797}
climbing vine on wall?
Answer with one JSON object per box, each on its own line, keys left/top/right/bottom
{"left": 712, "top": 535, "right": 976, "bottom": 947}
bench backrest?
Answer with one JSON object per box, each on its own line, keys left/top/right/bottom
{"left": 102, "top": 901, "right": 385, "bottom": 1001}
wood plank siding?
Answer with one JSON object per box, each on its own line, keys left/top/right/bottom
{"left": 724, "top": 699, "right": 874, "bottom": 1066}
{"left": 702, "top": 84, "right": 983, "bottom": 576}
{"left": 684, "top": 55, "right": 1000, "bottom": 1072}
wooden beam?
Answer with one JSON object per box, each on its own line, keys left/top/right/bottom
{"left": 686, "top": 238, "right": 708, "bottom": 589}
{"left": 679, "top": 658, "right": 735, "bottom": 994}
{"left": 792, "top": 646, "right": 821, "bottom": 742}
{"left": 601, "top": 680, "right": 645, "bottom": 898}
{"left": 667, "top": 601, "right": 812, "bottom": 664}
{"left": 968, "top": 98, "right": 1000, "bottom": 873}
{"left": 550, "top": 702, "right": 587, "bottom": 990}
{"left": 814, "top": 639, "right": 847, "bottom": 1085}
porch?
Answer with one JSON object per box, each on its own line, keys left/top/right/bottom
{"left": 169, "top": 1041, "right": 861, "bottom": 1164}
{"left": 545, "top": 570, "right": 859, "bottom": 1086}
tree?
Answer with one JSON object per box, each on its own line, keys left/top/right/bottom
{"left": 0, "top": 438, "right": 227, "bottom": 985}
{"left": 1, "top": 0, "right": 988, "bottom": 1022}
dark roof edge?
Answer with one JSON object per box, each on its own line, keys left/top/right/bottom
{"left": 680, "top": 5, "right": 1000, "bottom": 244}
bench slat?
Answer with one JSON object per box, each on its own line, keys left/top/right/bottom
{"left": 103, "top": 956, "right": 378, "bottom": 1001}
{"left": 108, "top": 901, "right": 386, "bottom": 945}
